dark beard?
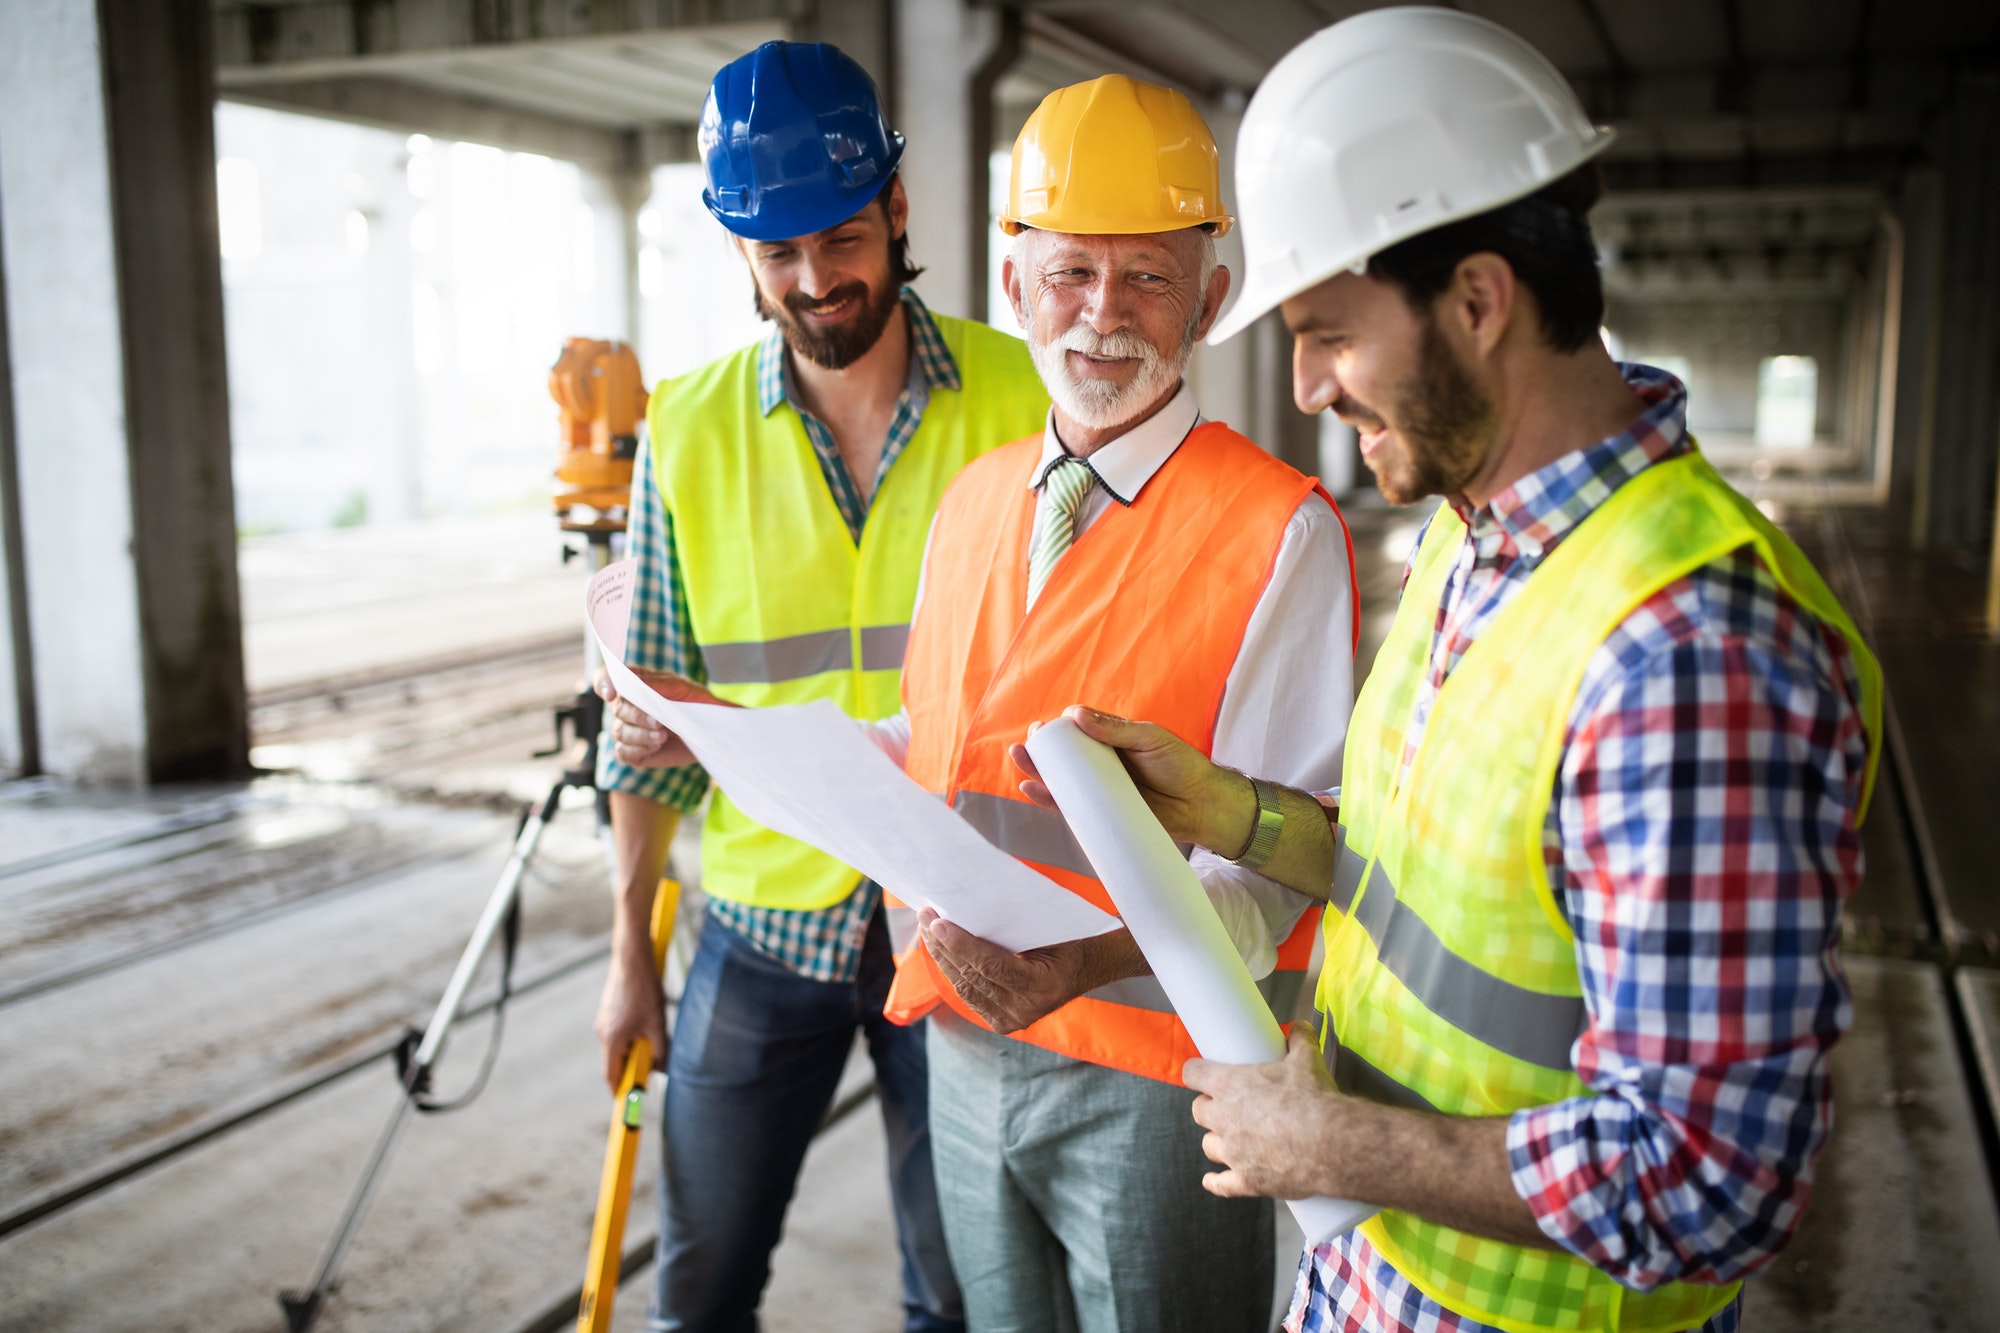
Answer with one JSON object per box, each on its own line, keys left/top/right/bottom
{"left": 756, "top": 276, "right": 903, "bottom": 371}
{"left": 1344, "top": 316, "right": 1495, "bottom": 504}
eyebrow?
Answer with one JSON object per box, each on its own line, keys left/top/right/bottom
{"left": 1040, "top": 246, "right": 1182, "bottom": 273}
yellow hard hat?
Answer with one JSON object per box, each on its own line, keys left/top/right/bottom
{"left": 1001, "top": 75, "right": 1232, "bottom": 238}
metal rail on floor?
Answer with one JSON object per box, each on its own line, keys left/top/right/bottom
{"left": 1820, "top": 501, "right": 2000, "bottom": 1213}
{"left": 0, "top": 940, "right": 613, "bottom": 1241}
{"left": 248, "top": 634, "right": 582, "bottom": 711}
{"left": 0, "top": 837, "right": 525, "bottom": 1011}
{"left": 0, "top": 798, "right": 242, "bottom": 883}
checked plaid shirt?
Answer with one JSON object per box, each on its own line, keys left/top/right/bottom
{"left": 596, "top": 288, "right": 960, "bottom": 984}
{"left": 1290, "top": 366, "right": 1871, "bottom": 1333}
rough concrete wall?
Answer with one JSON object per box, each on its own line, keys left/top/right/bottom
{"left": 99, "top": 0, "right": 249, "bottom": 780}
{"left": 0, "top": 0, "right": 150, "bottom": 784}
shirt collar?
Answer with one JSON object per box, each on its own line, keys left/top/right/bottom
{"left": 1030, "top": 381, "right": 1201, "bottom": 506}
{"left": 1451, "top": 362, "right": 1690, "bottom": 561}
{"left": 757, "top": 286, "right": 960, "bottom": 418}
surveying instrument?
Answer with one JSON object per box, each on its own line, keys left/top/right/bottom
{"left": 280, "top": 339, "right": 688, "bottom": 1332}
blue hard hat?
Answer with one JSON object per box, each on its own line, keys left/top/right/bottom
{"left": 700, "top": 41, "right": 906, "bottom": 242}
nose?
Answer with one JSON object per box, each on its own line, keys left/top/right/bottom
{"left": 1079, "top": 275, "right": 1134, "bottom": 336}
{"left": 1293, "top": 338, "right": 1341, "bottom": 415}
{"left": 796, "top": 246, "right": 842, "bottom": 302}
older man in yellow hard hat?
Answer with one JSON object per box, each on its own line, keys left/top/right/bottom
{"left": 879, "top": 76, "right": 1361, "bottom": 1332}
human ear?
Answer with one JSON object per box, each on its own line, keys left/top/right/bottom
{"left": 1193, "top": 263, "right": 1233, "bottom": 341}
{"left": 884, "top": 176, "right": 909, "bottom": 242}
{"left": 1001, "top": 253, "right": 1024, "bottom": 319}
{"left": 1448, "top": 253, "right": 1516, "bottom": 358}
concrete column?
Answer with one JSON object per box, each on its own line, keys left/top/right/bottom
{"left": 575, "top": 150, "right": 645, "bottom": 353}
{"left": 806, "top": 0, "right": 895, "bottom": 120}
{"left": 895, "top": 0, "right": 1000, "bottom": 320}
{"left": 0, "top": 0, "right": 248, "bottom": 783}
{"left": 1923, "top": 70, "right": 2000, "bottom": 551}
{"left": 0, "top": 211, "right": 34, "bottom": 776}
{"left": 1890, "top": 168, "right": 1944, "bottom": 542}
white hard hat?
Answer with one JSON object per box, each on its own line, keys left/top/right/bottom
{"left": 1208, "top": 7, "right": 1615, "bottom": 345}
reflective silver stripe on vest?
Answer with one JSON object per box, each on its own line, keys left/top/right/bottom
{"left": 1321, "top": 1017, "right": 1441, "bottom": 1112}
{"left": 859, "top": 624, "right": 911, "bottom": 672}
{"left": 1344, "top": 853, "right": 1586, "bottom": 1072}
{"left": 1084, "top": 968, "right": 1308, "bottom": 1020}
{"left": 1331, "top": 836, "right": 1367, "bottom": 913}
{"left": 702, "top": 628, "right": 850, "bottom": 685}
{"left": 951, "top": 790, "right": 1095, "bottom": 879}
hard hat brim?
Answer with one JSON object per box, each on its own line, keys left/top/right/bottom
{"left": 1206, "top": 128, "right": 1614, "bottom": 345}
{"left": 997, "top": 216, "right": 1233, "bottom": 239}
{"left": 706, "top": 135, "right": 907, "bottom": 243}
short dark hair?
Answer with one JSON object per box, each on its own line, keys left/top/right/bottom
{"left": 880, "top": 175, "right": 925, "bottom": 288}
{"left": 1366, "top": 162, "right": 1605, "bottom": 353}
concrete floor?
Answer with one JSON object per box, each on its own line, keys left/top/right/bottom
{"left": 3, "top": 500, "right": 1998, "bottom": 1331}
{"left": 237, "top": 513, "right": 592, "bottom": 696}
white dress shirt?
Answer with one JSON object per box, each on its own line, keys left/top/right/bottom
{"left": 870, "top": 382, "right": 1355, "bottom": 977}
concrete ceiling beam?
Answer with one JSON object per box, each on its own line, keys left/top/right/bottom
{"left": 218, "top": 75, "right": 632, "bottom": 170}
{"left": 212, "top": 0, "right": 793, "bottom": 76}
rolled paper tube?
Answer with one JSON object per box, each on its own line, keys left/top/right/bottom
{"left": 1023, "top": 717, "right": 1376, "bottom": 1244}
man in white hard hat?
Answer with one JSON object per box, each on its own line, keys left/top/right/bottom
{"left": 1024, "top": 10, "right": 1882, "bottom": 1333}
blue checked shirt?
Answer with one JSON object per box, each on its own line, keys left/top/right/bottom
{"left": 1290, "top": 367, "right": 1870, "bottom": 1333}
{"left": 597, "top": 288, "right": 962, "bottom": 984}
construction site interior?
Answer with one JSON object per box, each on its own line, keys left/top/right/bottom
{"left": 1, "top": 2, "right": 1998, "bottom": 1331}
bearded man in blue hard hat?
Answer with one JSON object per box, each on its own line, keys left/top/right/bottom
{"left": 588, "top": 41, "right": 1047, "bottom": 1333}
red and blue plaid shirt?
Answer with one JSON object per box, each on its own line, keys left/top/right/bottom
{"left": 1290, "top": 366, "right": 1871, "bottom": 1333}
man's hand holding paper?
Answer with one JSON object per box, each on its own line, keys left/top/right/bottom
{"left": 917, "top": 909, "right": 1148, "bottom": 1034}
{"left": 596, "top": 664, "right": 728, "bottom": 770}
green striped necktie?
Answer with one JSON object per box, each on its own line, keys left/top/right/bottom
{"left": 1027, "top": 456, "right": 1097, "bottom": 609}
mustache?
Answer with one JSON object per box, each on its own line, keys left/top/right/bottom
{"left": 1051, "top": 325, "right": 1160, "bottom": 362}
{"left": 785, "top": 281, "right": 871, "bottom": 319}
{"left": 1331, "top": 393, "right": 1385, "bottom": 433}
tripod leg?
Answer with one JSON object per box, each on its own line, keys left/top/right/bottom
{"left": 278, "top": 780, "right": 566, "bottom": 1332}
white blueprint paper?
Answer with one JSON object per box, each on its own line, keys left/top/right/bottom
{"left": 1023, "top": 717, "right": 1377, "bottom": 1245}
{"left": 587, "top": 562, "right": 1119, "bottom": 955}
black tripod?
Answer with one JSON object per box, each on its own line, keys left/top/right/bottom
{"left": 280, "top": 526, "right": 626, "bottom": 1333}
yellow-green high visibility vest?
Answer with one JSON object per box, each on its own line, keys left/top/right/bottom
{"left": 649, "top": 315, "right": 1048, "bottom": 912}
{"left": 1322, "top": 449, "right": 1880, "bottom": 1333}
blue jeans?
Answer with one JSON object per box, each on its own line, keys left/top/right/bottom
{"left": 648, "top": 907, "right": 963, "bottom": 1333}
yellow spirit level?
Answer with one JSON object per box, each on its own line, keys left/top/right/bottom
{"left": 576, "top": 877, "right": 679, "bottom": 1332}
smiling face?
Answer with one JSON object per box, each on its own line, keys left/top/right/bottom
{"left": 1004, "top": 228, "right": 1228, "bottom": 433}
{"left": 741, "top": 178, "right": 909, "bottom": 370}
{"left": 1284, "top": 271, "right": 1496, "bottom": 505}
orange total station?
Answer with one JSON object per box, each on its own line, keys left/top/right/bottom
{"left": 550, "top": 338, "right": 649, "bottom": 527}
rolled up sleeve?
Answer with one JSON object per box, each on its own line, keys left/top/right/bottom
{"left": 1507, "top": 598, "right": 1868, "bottom": 1290}
{"left": 595, "top": 448, "right": 711, "bottom": 815}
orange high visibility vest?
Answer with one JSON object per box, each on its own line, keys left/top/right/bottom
{"left": 889, "top": 421, "right": 1359, "bottom": 1085}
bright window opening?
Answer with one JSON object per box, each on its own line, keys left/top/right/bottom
{"left": 216, "top": 157, "right": 262, "bottom": 262}
{"left": 1755, "top": 355, "right": 1818, "bottom": 447}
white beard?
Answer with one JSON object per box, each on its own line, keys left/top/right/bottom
{"left": 1023, "top": 306, "right": 1193, "bottom": 431}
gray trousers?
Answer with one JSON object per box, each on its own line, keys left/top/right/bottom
{"left": 928, "top": 1010, "right": 1273, "bottom": 1333}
